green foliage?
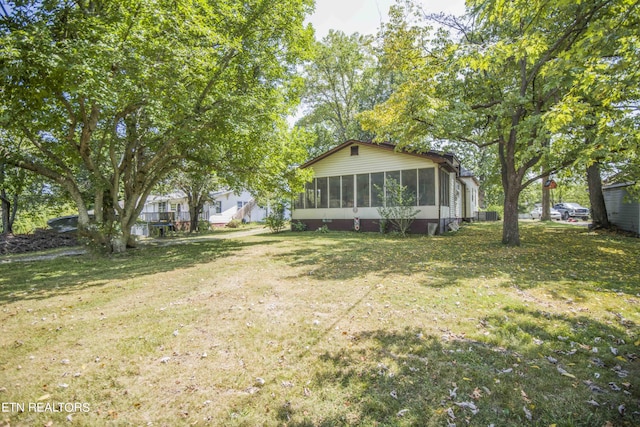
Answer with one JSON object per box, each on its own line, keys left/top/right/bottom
{"left": 361, "top": 0, "right": 639, "bottom": 245}
{"left": 375, "top": 177, "right": 420, "bottom": 237}
{"left": 0, "top": 0, "right": 314, "bottom": 252}
{"left": 225, "top": 219, "right": 242, "bottom": 229}
{"left": 265, "top": 202, "right": 287, "bottom": 233}
{"left": 291, "top": 220, "right": 307, "bottom": 231}
{"left": 315, "top": 224, "right": 329, "bottom": 233}
{"left": 296, "top": 30, "right": 393, "bottom": 157}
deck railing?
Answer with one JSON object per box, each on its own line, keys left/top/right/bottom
{"left": 139, "top": 210, "right": 210, "bottom": 223}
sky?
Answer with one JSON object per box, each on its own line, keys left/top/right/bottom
{"left": 307, "top": 0, "right": 467, "bottom": 39}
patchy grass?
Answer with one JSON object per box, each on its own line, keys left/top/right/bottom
{"left": 0, "top": 222, "right": 638, "bottom": 426}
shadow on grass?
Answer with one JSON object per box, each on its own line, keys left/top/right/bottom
{"left": 0, "top": 239, "right": 275, "bottom": 303}
{"left": 276, "top": 315, "right": 639, "bottom": 426}
{"left": 277, "top": 222, "right": 640, "bottom": 295}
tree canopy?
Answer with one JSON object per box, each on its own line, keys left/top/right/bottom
{"left": 296, "top": 30, "right": 394, "bottom": 158}
{"left": 1, "top": 0, "right": 314, "bottom": 251}
{"left": 361, "top": 0, "right": 640, "bottom": 245}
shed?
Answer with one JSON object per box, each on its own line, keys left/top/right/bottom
{"left": 603, "top": 182, "right": 640, "bottom": 236}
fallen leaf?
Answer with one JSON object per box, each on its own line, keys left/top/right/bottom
{"left": 446, "top": 407, "right": 455, "bottom": 420}
{"left": 397, "top": 409, "right": 409, "bottom": 417}
{"left": 557, "top": 366, "right": 575, "bottom": 378}
{"left": 470, "top": 388, "right": 482, "bottom": 400}
{"left": 523, "top": 406, "right": 532, "bottom": 421}
{"left": 454, "top": 401, "right": 479, "bottom": 415}
{"left": 449, "top": 387, "right": 457, "bottom": 399}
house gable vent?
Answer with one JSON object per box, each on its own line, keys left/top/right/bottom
{"left": 351, "top": 146, "right": 359, "bottom": 156}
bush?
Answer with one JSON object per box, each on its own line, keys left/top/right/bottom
{"left": 291, "top": 221, "right": 307, "bottom": 231}
{"left": 226, "top": 219, "right": 242, "bottom": 228}
{"left": 375, "top": 178, "right": 420, "bottom": 237}
{"left": 316, "top": 224, "right": 329, "bottom": 233}
{"left": 265, "top": 210, "right": 286, "bottom": 233}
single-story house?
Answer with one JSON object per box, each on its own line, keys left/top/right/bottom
{"left": 291, "top": 140, "right": 479, "bottom": 234}
{"left": 603, "top": 182, "right": 640, "bottom": 236}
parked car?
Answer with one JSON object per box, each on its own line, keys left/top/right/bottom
{"left": 530, "top": 206, "right": 562, "bottom": 220}
{"left": 47, "top": 215, "right": 79, "bottom": 233}
{"left": 553, "top": 202, "right": 590, "bottom": 220}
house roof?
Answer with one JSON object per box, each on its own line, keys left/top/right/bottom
{"left": 300, "top": 140, "right": 461, "bottom": 174}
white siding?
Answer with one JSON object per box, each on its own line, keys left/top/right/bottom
{"left": 310, "top": 144, "right": 439, "bottom": 177}
{"left": 294, "top": 143, "right": 448, "bottom": 221}
{"left": 293, "top": 206, "right": 440, "bottom": 220}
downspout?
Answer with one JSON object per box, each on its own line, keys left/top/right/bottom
{"left": 437, "top": 164, "right": 441, "bottom": 233}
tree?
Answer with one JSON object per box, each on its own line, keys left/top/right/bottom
{"left": 1, "top": 0, "right": 313, "bottom": 252}
{"left": 296, "top": 30, "right": 393, "bottom": 157}
{"left": 361, "top": 0, "right": 639, "bottom": 245}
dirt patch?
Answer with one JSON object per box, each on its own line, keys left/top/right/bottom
{"left": 0, "top": 229, "right": 78, "bottom": 255}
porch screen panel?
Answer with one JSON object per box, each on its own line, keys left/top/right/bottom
{"left": 418, "top": 168, "right": 435, "bottom": 206}
{"left": 402, "top": 169, "right": 418, "bottom": 205}
{"left": 329, "top": 176, "right": 341, "bottom": 208}
{"left": 305, "top": 181, "right": 316, "bottom": 208}
{"left": 342, "top": 175, "right": 354, "bottom": 208}
{"left": 317, "top": 177, "right": 328, "bottom": 209}
{"left": 356, "top": 174, "right": 370, "bottom": 207}
{"left": 385, "top": 170, "right": 400, "bottom": 206}
{"left": 439, "top": 170, "right": 450, "bottom": 207}
{"left": 371, "top": 172, "right": 385, "bottom": 207}
{"left": 294, "top": 193, "right": 305, "bottom": 209}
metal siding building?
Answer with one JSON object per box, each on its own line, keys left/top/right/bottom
{"left": 603, "top": 183, "right": 640, "bottom": 236}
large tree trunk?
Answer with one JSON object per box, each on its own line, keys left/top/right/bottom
{"left": 1, "top": 189, "right": 13, "bottom": 235}
{"left": 189, "top": 206, "right": 201, "bottom": 233}
{"left": 541, "top": 174, "right": 550, "bottom": 221}
{"left": 502, "top": 182, "right": 521, "bottom": 246}
{"left": 587, "top": 161, "right": 609, "bottom": 229}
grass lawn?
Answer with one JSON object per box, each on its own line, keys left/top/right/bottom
{"left": 0, "top": 222, "right": 638, "bottom": 426}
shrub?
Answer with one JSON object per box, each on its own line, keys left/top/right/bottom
{"left": 375, "top": 178, "right": 420, "bottom": 237}
{"left": 316, "top": 224, "right": 329, "bottom": 233}
{"left": 226, "top": 219, "right": 242, "bottom": 228}
{"left": 265, "top": 204, "right": 286, "bottom": 233}
{"left": 291, "top": 221, "right": 307, "bottom": 231}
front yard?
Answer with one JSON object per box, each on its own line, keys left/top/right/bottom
{"left": 0, "top": 222, "right": 638, "bottom": 426}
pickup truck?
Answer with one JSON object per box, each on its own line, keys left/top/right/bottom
{"left": 553, "top": 203, "right": 590, "bottom": 221}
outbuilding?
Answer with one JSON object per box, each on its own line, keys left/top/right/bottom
{"left": 603, "top": 182, "right": 640, "bottom": 236}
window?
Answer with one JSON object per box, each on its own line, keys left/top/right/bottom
{"left": 305, "top": 181, "right": 315, "bottom": 208}
{"left": 294, "top": 193, "right": 305, "bottom": 209}
{"left": 402, "top": 169, "right": 418, "bottom": 205}
{"left": 341, "top": 175, "right": 354, "bottom": 208}
{"left": 215, "top": 201, "right": 222, "bottom": 214}
{"left": 329, "top": 176, "right": 341, "bottom": 208}
{"left": 351, "top": 146, "right": 359, "bottom": 156}
{"left": 439, "top": 170, "right": 450, "bottom": 207}
{"left": 158, "top": 201, "right": 167, "bottom": 212}
{"left": 418, "top": 168, "right": 436, "bottom": 206}
{"left": 371, "top": 172, "right": 385, "bottom": 207}
{"left": 237, "top": 201, "right": 247, "bottom": 210}
{"left": 316, "top": 177, "right": 328, "bottom": 209}
{"left": 356, "top": 174, "right": 370, "bottom": 207}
